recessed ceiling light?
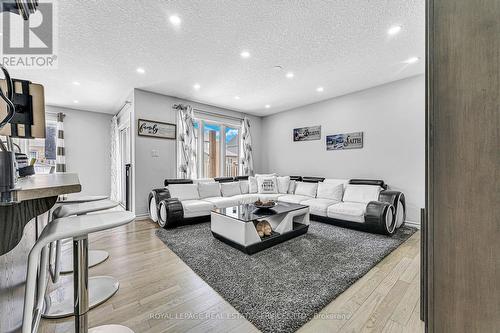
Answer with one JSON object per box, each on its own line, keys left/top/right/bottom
{"left": 316, "top": 86, "right": 324, "bottom": 92}
{"left": 265, "top": 104, "right": 270, "bottom": 109}
{"left": 193, "top": 83, "right": 201, "bottom": 90}
{"left": 234, "top": 96, "right": 240, "bottom": 100}
{"left": 387, "top": 25, "right": 402, "bottom": 36}
{"left": 73, "top": 100, "right": 79, "bottom": 104}
{"left": 72, "top": 81, "right": 80, "bottom": 86}
{"left": 240, "top": 51, "right": 250, "bottom": 58}
{"left": 404, "top": 57, "right": 420, "bottom": 64}
{"left": 136, "top": 67, "right": 145, "bottom": 74}
{"left": 286, "top": 72, "right": 294, "bottom": 79}
{"left": 169, "top": 15, "right": 181, "bottom": 26}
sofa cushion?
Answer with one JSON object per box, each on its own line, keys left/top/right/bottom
{"left": 257, "top": 176, "right": 278, "bottom": 194}
{"left": 221, "top": 182, "right": 241, "bottom": 197}
{"left": 294, "top": 181, "right": 318, "bottom": 197}
{"left": 233, "top": 193, "right": 259, "bottom": 204}
{"left": 239, "top": 180, "right": 249, "bottom": 194}
{"left": 193, "top": 178, "right": 215, "bottom": 184}
{"left": 327, "top": 202, "right": 366, "bottom": 223}
{"left": 277, "top": 176, "right": 290, "bottom": 194}
{"left": 342, "top": 185, "right": 381, "bottom": 204}
{"left": 301, "top": 198, "right": 338, "bottom": 216}
{"left": 316, "top": 182, "right": 343, "bottom": 202}
{"left": 248, "top": 176, "right": 258, "bottom": 193}
{"left": 198, "top": 182, "right": 221, "bottom": 199}
{"left": 288, "top": 180, "right": 297, "bottom": 194}
{"left": 202, "top": 196, "right": 240, "bottom": 208}
{"left": 168, "top": 184, "right": 200, "bottom": 201}
{"left": 181, "top": 200, "right": 215, "bottom": 218}
{"left": 278, "top": 194, "right": 311, "bottom": 204}
{"left": 258, "top": 193, "right": 283, "bottom": 201}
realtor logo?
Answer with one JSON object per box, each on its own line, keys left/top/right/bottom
{"left": 1, "top": 1, "right": 58, "bottom": 68}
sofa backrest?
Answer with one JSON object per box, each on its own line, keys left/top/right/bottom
{"left": 342, "top": 184, "right": 382, "bottom": 204}
{"left": 164, "top": 178, "right": 193, "bottom": 187}
{"left": 167, "top": 183, "right": 200, "bottom": 201}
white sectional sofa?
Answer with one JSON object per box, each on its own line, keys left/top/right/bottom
{"left": 148, "top": 175, "right": 406, "bottom": 235}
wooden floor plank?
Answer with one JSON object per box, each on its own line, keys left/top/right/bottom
{"left": 39, "top": 219, "right": 423, "bottom": 333}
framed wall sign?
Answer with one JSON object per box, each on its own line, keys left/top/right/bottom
{"left": 138, "top": 119, "right": 176, "bottom": 139}
{"left": 293, "top": 125, "right": 321, "bottom": 142}
{"left": 326, "top": 132, "right": 363, "bottom": 150}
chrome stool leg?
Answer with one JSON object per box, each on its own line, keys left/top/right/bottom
{"left": 59, "top": 249, "right": 109, "bottom": 273}
{"left": 74, "top": 236, "right": 89, "bottom": 333}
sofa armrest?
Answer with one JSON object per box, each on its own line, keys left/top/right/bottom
{"left": 365, "top": 201, "right": 396, "bottom": 235}
{"left": 379, "top": 190, "right": 406, "bottom": 228}
{"left": 148, "top": 188, "right": 171, "bottom": 222}
{"left": 158, "top": 198, "right": 184, "bottom": 229}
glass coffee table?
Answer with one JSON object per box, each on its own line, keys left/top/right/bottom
{"left": 211, "top": 202, "right": 310, "bottom": 254}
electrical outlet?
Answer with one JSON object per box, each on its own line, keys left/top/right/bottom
{"left": 151, "top": 149, "right": 160, "bottom": 157}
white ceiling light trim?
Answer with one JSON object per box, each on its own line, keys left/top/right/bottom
{"left": 169, "top": 15, "right": 181, "bottom": 26}
{"left": 316, "top": 86, "right": 324, "bottom": 92}
{"left": 265, "top": 104, "right": 270, "bottom": 109}
{"left": 404, "top": 57, "right": 420, "bottom": 64}
{"left": 286, "top": 72, "right": 294, "bottom": 79}
{"left": 72, "top": 81, "right": 80, "bottom": 86}
{"left": 387, "top": 25, "right": 402, "bottom": 35}
{"left": 240, "top": 51, "right": 251, "bottom": 58}
{"left": 136, "top": 67, "right": 145, "bottom": 74}
{"left": 73, "top": 100, "right": 79, "bottom": 103}
{"left": 193, "top": 83, "right": 201, "bottom": 90}
{"left": 234, "top": 96, "right": 240, "bottom": 100}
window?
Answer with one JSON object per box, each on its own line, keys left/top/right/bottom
{"left": 193, "top": 118, "right": 240, "bottom": 178}
{"left": 12, "top": 114, "right": 58, "bottom": 173}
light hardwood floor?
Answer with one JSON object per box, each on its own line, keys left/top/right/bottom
{"left": 39, "top": 219, "right": 424, "bottom": 333}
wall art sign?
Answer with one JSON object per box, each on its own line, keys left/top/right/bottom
{"left": 293, "top": 125, "right": 321, "bottom": 142}
{"left": 138, "top": 119, "right": 176, "bottom": 139}
{"left": 326, "top": 132, "right": 364, "bottom": 150}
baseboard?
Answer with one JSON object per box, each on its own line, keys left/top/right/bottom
{"left": 135, "top": 212, "right": 150, "bottom": 220}
{"left": 405, "top": 220, "right": 421, "bottom": 229}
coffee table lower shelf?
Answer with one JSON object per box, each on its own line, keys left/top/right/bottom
{"left": 212, "top": 222, "right": 309, "bottom": 255}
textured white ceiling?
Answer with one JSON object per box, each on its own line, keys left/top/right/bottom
{"left": 5, "top": 0, "right": 424, "bottom": 116}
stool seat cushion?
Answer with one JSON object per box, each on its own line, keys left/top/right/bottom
{"left": 53, "top": 200, "right": 119, "bottom": 218}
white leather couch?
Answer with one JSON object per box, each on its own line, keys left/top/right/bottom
{"left": 148, "top": 175, "right": 406, "bottom": 235}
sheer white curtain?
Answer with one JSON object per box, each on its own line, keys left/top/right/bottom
{"left": 174, "top": 104, "right": 197, "bottom": 179}
{"left": 110, "top": 115, "right": 121, "bottom": 201}
{"left": 239, "top": 116, "right": 254, "bottom": 176}
{"left": 55, "top": 113, "right": 66, "bottom": 172}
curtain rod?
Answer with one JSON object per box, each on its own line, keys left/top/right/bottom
{"left": 193, "top": 108, "right": 244, "bottom": 122}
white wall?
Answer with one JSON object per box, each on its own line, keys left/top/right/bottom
{"left": 46, "top": 105, "right": 113, "bottom": 197}
{"left": 133, "top": 89, "right": 263, "bottom": 216}
{"left": 261, "top": 75, "right": 425, "bottom": 224}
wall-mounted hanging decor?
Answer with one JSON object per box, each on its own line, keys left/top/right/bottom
{"left": 293, "top": 125, "right": 321, "bottom": 142}
{"left": 326, "top": 132, "right": 363, "bottom": 150}
{"left": 138, "top": 119, "right": 176, "bottom": 139}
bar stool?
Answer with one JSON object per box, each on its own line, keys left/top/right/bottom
{"left": 52, "top": 195, "right": 110, "bottom": 273}
{"left": 23, "top": 211, "right": 136, "bottom": 333}
{"left": 43, "top": 200, "right": 120, "bottom": 319}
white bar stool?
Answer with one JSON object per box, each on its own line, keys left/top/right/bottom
{"left": 23, "top": 211, "right": 136, "bottom": 333}
{"left": 43, "top": 200, "right": 120, "bottom": 319}
{"left": 53, "top": 195, "right": 110, "bottom": 273}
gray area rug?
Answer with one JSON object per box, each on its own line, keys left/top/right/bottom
{"left": 156, "top": 222, "right": 416, "bottom": 333}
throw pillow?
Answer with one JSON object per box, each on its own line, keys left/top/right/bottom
{"left": 288, "top": 180, "right": 297, "bottom": 194}
{"left": 257, "top": 176, "right": 278, "bottom": 194}
{"left": 168, "top": 184, "right": 200, "bottom": 201}
{"left": 239, "top": 180, "right": 249, "bottom": 194}
{"left": 221, "top": 182, "right": 242, "bottom": 197}
{"left": 277, "top": 176, "right": 290, "bottom": 194}
{"left": 316, "top": 182, "right": 343, "bottom": 202}
{"left": 248, "top": 176, "right": 258, "bottom": 193}
{"left": 342, "top": 185, "right": 382, "bottom": 204}
{"left": 255, "top": 173, "right": 277, "bottom": 178}
{"left": 198, "top": 182, "right": 221, "bottom": 199}
{"left": 294, "top": 182, "right": 318, "bottom": 197}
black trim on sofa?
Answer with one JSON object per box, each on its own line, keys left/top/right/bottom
{"left": 290, "top": 176, "right": 302, "bottom": 181}
{"left": 214, "top": 177, "right": 235, "bottom": 183}
{"left": 235, "top": 175, "right": 249, "bottom": 181}
{"left": 302, "top": 176, "right": 326, "bottom": 183}
{"left": 379, "top": 190, "right": 406, "bottom": 226}
{"left": 148, "top": 188, "right": 171, "bottom": 221}
{"left": 365, "top": 201, "right": 395, "bottom": 235}
{"left": 349, "top": 179, "right": 388, "bottom": 189}
{"left": 164, "top": 179, "right": 193, "bottom": 186}
{"left": 158, "top": 198, "right": 184, "bottom": 228}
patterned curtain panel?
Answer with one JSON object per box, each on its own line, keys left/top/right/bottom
{"left": 56, "top": 112, "right": 66, "bottom": 172}
{"left": 110, "top": 115, "right": 121, "bottom": 201}
{"left": 173, "top": 104, "right": 197, "bottom": 179}
{"left": 239, "top": 116, "right": 254, "bottom": 176}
